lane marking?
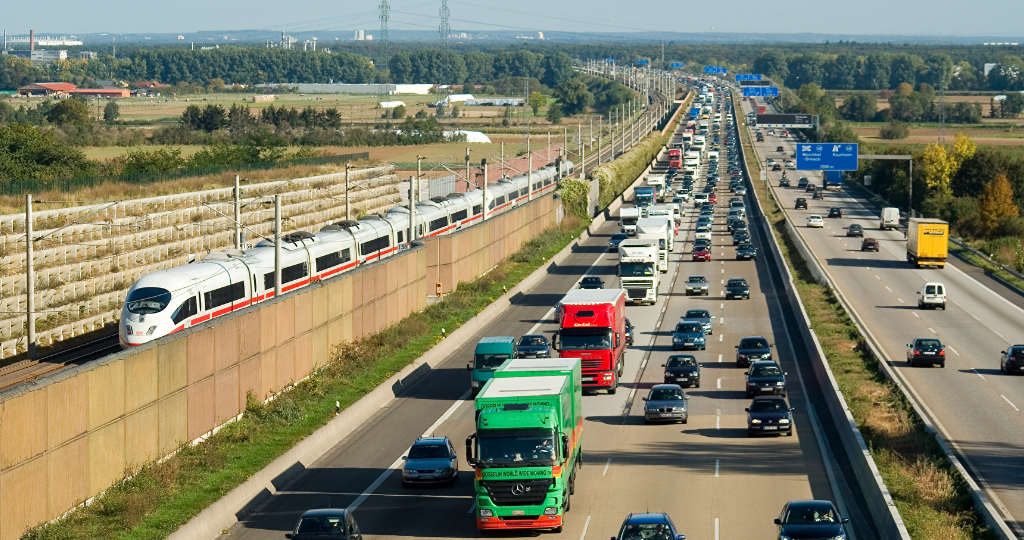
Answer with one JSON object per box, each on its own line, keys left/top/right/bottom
{"left": 716, "top": 416, "right": 720, "bottom": 429}
{"left": 719, "top": 334, "right": 724, "bottom": 342}
{"left": 603, "top": 458, "right": 612, "bottom": 476}
{"left": 875, "top": 275, "right": 881, "bottom": 280}
{"left": 715, "top": 517, "right": 720, "bottom": 540}
{"left": 897, "top": 298, "right": 904, "bottom": 304}
{"left": 928, "top": 327, "right": 937, "bottom": 334}
{"left": 1001, "top": 395, "right": 1020, "bottom": 412}
{"left": 972, "top": 368, "right": 987, "bottom": 381}
{"left": 721, "top": 269, "right": 725, "bottom": 274}
{"left": 947, "top": 346, "right": 960, "bottom": 356}
{"left": 715, "top": 459, "right": 720, "bottom": 477}
{"left": 718, "top": 354, "right": 722, "bottom": 363}
{"left": 993, "top": 329, "right": 1006, "bottom": 340}
{"left": 348, "top": 389, "right": 472, "bottom": 511}
{"left": 720, "top": 303, "right": 724, "bottom": 309}
{"left": 579, "top": 515, "right": 592, "bottom": 540}
{"left": 720, "top": 317, "right": 725, "bottom": 325}
{"left": 913, "top": 313, "right": 920, "bottom": 319}
{"left": 717, "top": 378, "right": 721, "bottom": 389}
{"left": 885, "top": 286, "right": 892, "bottom": 293}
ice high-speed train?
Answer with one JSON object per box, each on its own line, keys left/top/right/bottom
{"left": 119, "top": 160, "right": 573, "bottom": 346}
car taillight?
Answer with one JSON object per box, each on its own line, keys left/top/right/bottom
{"left": 914, "top": 350, "right": 920, "bottom": 355}
{"left": 939, "top": 350, "right": 945, "bottom": 356}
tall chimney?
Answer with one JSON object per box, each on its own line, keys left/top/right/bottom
{"left": 30, "top": 30, "right": 34, "bottom": 51}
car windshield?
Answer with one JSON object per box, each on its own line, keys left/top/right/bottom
{"left": 687, "top": 276, "right": 706, "bottom": 284}
{"left": 125, "top": 287, "right": 173, "bottom": 314}
{"left": 685, "top": 310, "right": 710, "bottom": 318}
{"left": 619, "top": 524, "right": 672, "bottom": 539}
{"left": 750, "top": 364, "right": 782, "bottom": 377}
{"left": 850, "top": 224, "right": 862, "bottom": 229}
{"left": 676, "top": 323, "right": 702, "bottom": 333}
{"left": 408, "top": 444, "right": 449, "bottom": 459}
{"left": 560, "top": 328, "right": 613, "bottom": 350}
{"left": 751, "top": 399, "right": 788, "bottom": 413}
{"left": 727, "top": 279, "right": 747, "bottom": 287}
{"left": 667, "top": 356, "right": 697, "bottom": 367}
{"left": 477, "top": 429, "right": 557, "bottom": 466}
{"left": 739, "top": 244, "right": 755, "bottom": 250}
{"left": 917, "top": 339, "right": 942, "bottom": 348}
{"left": 294, "top": 516, "right": 346, "bottom": 537}
{"left": 474, "top": 353, "right": 510, "bottom": 370}
{"left": 519, "top": 336, "right": 546, "bottom": 346}
{"left": 783, "top": 503, "right": 838, "bottom": 524}
{"left": 649, "top": 388, "right": 685, "bottom": 401}
{"left": 740, "top": 337, "right": 768, "bottom": 348}
{"left": 611, "top": 234, "right": 627, "bottom": 241}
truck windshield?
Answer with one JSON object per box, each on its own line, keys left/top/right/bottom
{"left": 560, "top": 328, "right": 613, "bottom": 350}
{"left": 474, "top": 354, "right": 510, "bottom": 370}
{"left": 478, "top": 428, "right": 557, "bottom": 466}
{"left": 620, "top": 263, "right": 655, "bottom": 277}
{"left": 622, "top": 217, "right": 638, "bottom": 226}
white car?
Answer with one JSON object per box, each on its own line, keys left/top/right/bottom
{"left": 807, "top": 215, "right": 824, "bottom": 228}
{"left": 917, "top": 282, "right": 947, "bottom": 310}
{"left": 693, "top": 193, "right": 710, "bottom": 206}
{"left": 786, "top": 161, "right": 797, "bottom": 169}
{"left": 695, "top": 226, "right": 712, "bottom": 241}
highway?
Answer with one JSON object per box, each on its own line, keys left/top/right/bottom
{"left": 216, "top": 85, "right": 872, "bottom": 540}
{"left": 740, "top": 95, "right": 1024, "bottom": 536}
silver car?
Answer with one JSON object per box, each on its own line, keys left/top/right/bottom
{"left": 643, "top": 384, "right": 689, "bottom": 424}
{"left": 401, "top": 436, "right": 459, "bottom": 487}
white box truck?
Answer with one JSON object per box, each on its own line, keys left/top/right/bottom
{"left": 618, "top": 240, "right": 659, "bottom": 305}
{"left": 637, "top": 218, "right": 672, "bottom": 271}
{"left": 620, "top": 207, "right": 641, "bottom": 236}
{"left": 646, "top": 205, "right": 679, "bottom": 241}
{"left": 880, "top": 207, "right": 900, "bottom": 230}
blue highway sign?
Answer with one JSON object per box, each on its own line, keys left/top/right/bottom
{"left": 735, "top": 74, "right": 762, "bottom": 81}
{"left": 670, "top": 62, "right": 684, "bottom": 68}
{"left": 742, "top": 86, "right": 779, "bottom": 97}
{"left": 605, "top": 58, "right": 616, "bottom": 63}
{"left": 796, "top": 143, "right": 859, "bottom": 171}
{"left": 637, "top": 59, "right": 649, "bottom": 65}
{"left": 703, "top": 66, "right": 727, "bottom": 74}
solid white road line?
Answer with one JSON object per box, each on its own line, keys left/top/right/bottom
{"left": 579, "top": 515, "right": 592, "bottom": 540}
{"left": 348, "top": 389, "right": 471, "bottom": 511}
{"left": 603, "top": 458, "right": 612, "bottom": 476}
{"left": 972, "top": 368, "right": 987, "bottom": 381}
{"left": 715, "top": 459, "right": 720, "bottom": 477}
{"left": 1001, "top": 395, "right": 1020, "bottom": 412}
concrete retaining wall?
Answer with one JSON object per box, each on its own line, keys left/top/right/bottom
{"left": 0, "top": 192, "right": 559, "bottom": 540}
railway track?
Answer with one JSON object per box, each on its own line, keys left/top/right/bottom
{"left": 0, "top": 333, "right": 120, "bottom": 391}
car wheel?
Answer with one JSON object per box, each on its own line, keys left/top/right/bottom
{"left": 644, "top": 418, "right": 651, "bottom": 425}
{"left": 553, "top": 526, "right": 563, "bottom": 534}
{"left": 1001, "top": 361, "right": 1006, "bottom": 373}
{"left": 563, "top": 489, "right": 571, "bottom": 512}
{"left": 941, "top": 303, "right": 946, "bottom": 310}
{"left": 940, "top": 362, "right": 946, "bottom": 368}
{"left": 695, "top": 379, "right": 701, "bottom": 388}
{"left": 908, "top": 357, "right": 915, "bottom": 367}
{"left": 787, "top": 429, "right": 794, "bottom": 437}
{"left": 682, "top": 417, "right": 688, "bottom": 424}
{"left": 701, "top": 345, "right": 706, "bottom": 350}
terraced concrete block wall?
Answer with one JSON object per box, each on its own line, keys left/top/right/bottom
{"left": 0, "top": 192, "right": 558, "bottom": 540}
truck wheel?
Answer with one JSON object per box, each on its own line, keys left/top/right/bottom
{"left": 564, "top": 489, "right": 571, "bottom": 512}
{"left": 608, "top": 375, "right": 618, "bottom": 394}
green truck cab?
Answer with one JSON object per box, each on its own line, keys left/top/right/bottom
{"left": 466, "top": 358, "right": 583, "bottom": 533}
{"left": 468, "top": 336, "right": 518, "bottom": 396}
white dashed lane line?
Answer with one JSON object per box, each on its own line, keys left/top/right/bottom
{"left": 885, "top": 286, "right": 892, "bottom": 293}
{"left": 913, "top": 313, "right": 920, "bottom": 318}
{"left": 948, "top": 346, "right": 960, "bottom": 356}
{"left": 1001, "top": 395, "right": 1020, "bottom": 412}
{"left": 972, "top": 368, "right": 987, "bottom": 381}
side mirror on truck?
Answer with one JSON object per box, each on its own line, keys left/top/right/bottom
{"left": 552, "top": 334, "right": 560, "bottom": 351}
{"left": 561, "top": 434, "right": 569, "bottom": 458}
{"left": 465, "top": 434, "right": 477, "bottom": 467}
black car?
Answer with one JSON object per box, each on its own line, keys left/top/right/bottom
{"left": 776, "top": 146, "right": 785, "bottom": 152}
{"left": 663, "top": 354, "right": 701, "bottom": 387}
{"left": 779, "top": 178, "right": 791, "bottom": 187}
{"left": 746, "top": 360, "right": 787, "bottom": 397}
{"left": 795, "top": 198, "right": 808, "bottom": 210}
{"left": 609, "top": 232, "right": 629, "bottom": 251}
{"left": 736, "top": 335, "right": 772, "bottom": 367}
{"left": 727, "top": 217, "right": 744, "bottom": 232}
{"left": 625, "top": 318, "right": 635, "bottom": 346}
{"left": 612, "top": 512, "right": 686, "bottom": 540}
{"left": 731, "top": 221, "right": 749, "bottom": 234}
{"left": 747, "top": 396, "right": 794, "bottom": 436}
{"left": 846, "top": 223, "right": 864, "bottom": 237}
{"left": 774, "top": 500, "right": 849, "bottom": 536}
{"left": 516, "top": 334, "right": 551, "bottom": 358}
{"left": 827, "top": 207, "right": 842, "bottom": 218}
{"left": 797, "top": 177, "right": 809, "bottom": 188}
{"left": 772, "top": 163, "right": 782, "bottom": 171}
{"left": 812, "top": 189, "right": 825, "bottom": 200}
{"left": 580, "top": 276, "right": 604, "bottom": 289}
{"left": 725, "top": 277, "right": 750, "bottom": 300}
{"left": 907, "top": 338, "right": 945, "bottom": 367}
{"left": 805, "top": 183, "right": 817, "bottom": 193}
{"left": 287, "top": 509, "right": 362, "bottom": 539}
{"left": 1000, "top": 345, "right": 1024, "bottom": 374}
{"left": 736, "top": 243, "right": 758, "bottom": 260}
{"left": 732, "top": 230, "right": 750, "bottom": 245}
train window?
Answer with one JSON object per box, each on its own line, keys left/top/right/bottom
{"left": 171, "top": 297, "right": 198, "bottom": 324}
{"left": 544, "top": 178, "right": 552, "bottom": 186}
{"left": 488, "top": 200, "right": 494, "bottom": 210}
{"left": 397, "top": 231, "right": 404, "bottom": 244}
{"left": 125, "top": 287, "right": 173, "bottom": 314}
{"left": 263, "top": 262, "right": 309, "bottom": 290}
{"left": 472, "top": 205, "right": 482, "bottom": 216}
{"left": 315, "top": 249, "right": 351, "bottom": 272}
{"left": 451, "top": 209, "right": 467, "bottom": 222}
{"left": 520, "top": 188, "right": 529, "bottom": 197}
{"left": 359, "top": 235, "right": 391, "bottom": 256}
{"left": 495, "top": 196, "right": 505, "bottom": 205}
{"left": 204, "top": 282, "right": 244, "bottom": 311}
{"left": 429, "top": 217, "right": 448, "bottom": 232}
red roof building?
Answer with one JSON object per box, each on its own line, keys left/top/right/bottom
{"left": 17, "top": 82, "right": 78, "bottom": 96}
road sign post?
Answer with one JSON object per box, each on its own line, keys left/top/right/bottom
{"left": 796, "top": 143, "right": 859, "bottom": 171}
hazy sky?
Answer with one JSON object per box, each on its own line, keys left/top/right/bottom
{"left": 4, "top": 0, "right": 1023, "bottom": 37}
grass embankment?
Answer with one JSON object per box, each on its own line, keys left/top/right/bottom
{"left": 22, "top": 215, "right": 587, "bottom": 540}
{"left": 737, "top": 106, "right": 994, "bottom": 540}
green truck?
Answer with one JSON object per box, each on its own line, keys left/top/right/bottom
{"left": 467, "top": 336, "right": 518, "bottom": 396}
{"left": 465, "top": 358, "right": 583, "bottom": 533}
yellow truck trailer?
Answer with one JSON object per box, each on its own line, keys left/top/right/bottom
{"left": 907, "top": 218, "right": 949, "bottom": 268}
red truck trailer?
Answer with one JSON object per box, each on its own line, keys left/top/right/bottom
{"left": 553, "top": 289, "right": 627, "bottom": 394}
{"left": 668, "top": 148, "right": 682, "bottom": 169}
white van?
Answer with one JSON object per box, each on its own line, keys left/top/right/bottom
{"left": 881, "top": 207, "right": 900, "bottom": 230}
{"left": 917, "top": 282, "right": 947, "bottom": 310}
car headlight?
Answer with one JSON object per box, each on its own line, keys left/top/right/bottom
{"left": 779, "top": 418, "right": 790, "bottom": 424}
{"left": 479, "top": 509, "right": 494, "bottom": 517}
{"left": 543, "top": 507, "right": 559, "bottom": 516}
{"left": 777, "top": 381, "right": 785, "bottom": 386}
{"left": 750, "top": 418, "right": 762, "bottom": 424}
{"left": 403, "top": 469, "right": 416, "bottom": 476}
{"left": 436, "top": 468, "right": 450, "bottom": 474}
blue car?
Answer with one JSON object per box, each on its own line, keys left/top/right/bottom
{"left": 672, "top": 321, "right": 706, "bottom": 351}
{"left": 612, "top": 513, "right": 685, "bottom": 540}
{"left": 516, "top": 334, "right": 551, "bottom": 358}
{"left": 682, "top": 309, "right": 715, "bottom": 335}
{"left": 401, "top": 436, "right": 458, "bottom": 487}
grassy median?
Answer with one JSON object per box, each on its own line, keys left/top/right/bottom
{"left": 736, "top": 108, "right": 994, "bottom": 540}
{"left": 23, "top": 214, "right": 586, "bottom": 540}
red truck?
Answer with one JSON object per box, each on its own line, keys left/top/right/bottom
{"left": 553, "top": 289, "right": 627, "bottom": 394}
{"left": 669, "top": 148, "right": 682, "bottom": 169}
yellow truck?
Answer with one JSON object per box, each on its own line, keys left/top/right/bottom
{"left": 906, "top": 218, "right": 949, "bottom": 268}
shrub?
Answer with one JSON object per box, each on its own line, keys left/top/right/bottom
{"left": 994, "top": 215, "right": 1024, "bottom": 238}
{"left": 558, "top": 178, "right": 591, "bottom": 219}
{"left": 879, "top": 120, "right": 910, "bottom": 140}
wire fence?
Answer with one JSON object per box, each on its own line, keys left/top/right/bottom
{"left": 2, "top": 152, "right": 371, "bottom": 196}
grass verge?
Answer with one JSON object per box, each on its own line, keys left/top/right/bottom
{"left": 22, "top": 214, "right": 587, "bottom": 540}
{"left": 737, "top": 102, "right": 995, "bottom": 540}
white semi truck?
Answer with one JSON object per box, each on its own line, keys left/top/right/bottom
{"left": 636, "top": 218, "right": 672, "bottom": 271}
{"left": 618, "top": 240, "right": 659, "bottom": 305}
{"left": 620, "top": 207, "right": 641, "bottom": 236}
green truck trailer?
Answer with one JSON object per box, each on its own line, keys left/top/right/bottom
{"left": 465, "top": 358, "right": 583, "bottom": 533}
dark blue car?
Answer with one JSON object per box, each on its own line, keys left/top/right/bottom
{"left": 612, "top": 512, "right": 685, "bottom": 540}
{"left": 516, "top": 334, "right": 551, "bottom": 358}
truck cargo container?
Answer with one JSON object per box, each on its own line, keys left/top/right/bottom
{"left": 824, "top": 170, "right": 843, "bottom": 191}
{"left": 637, "top": 218, "right": 672, "bottom": 269}
{"left": 880, "top": 207, "right": 900, "bottom": 230}
{"left": 907, "top": 218, "right": 949, "bottom": 268}
{"left": 618, "top": 239, "right": 659, "bottom": 305}
{"left": 553, "top": 289, "right": 627, "bottom": 393}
